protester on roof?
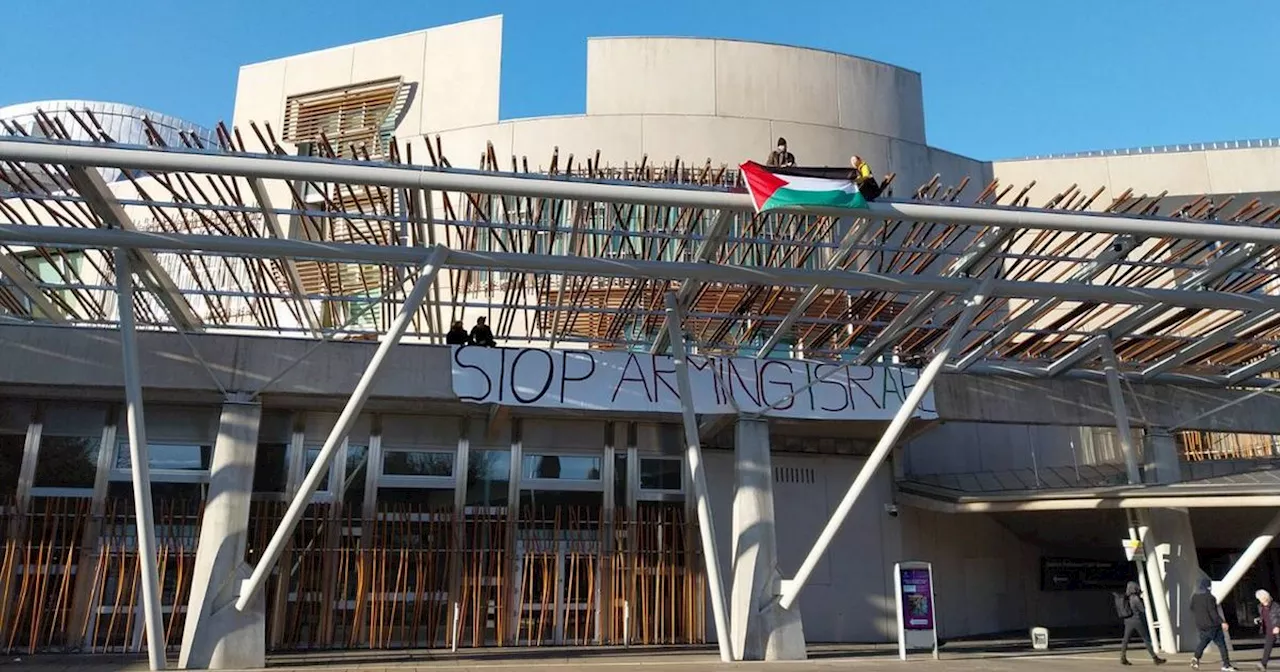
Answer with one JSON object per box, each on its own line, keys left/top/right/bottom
{"left": 469, "top": 317, "right": 497, "bottom": 348}
{"left": 446, "top": 320, "right": 469, "bottom": 345}
{"left": 768, "top": 138, "right": 796, "bottom": 168}
{"left": 850, "top": 155, "right": 883, "bottom": 202}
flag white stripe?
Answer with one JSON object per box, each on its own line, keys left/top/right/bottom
{"left": 775, "top": 173, "right": 857, "bottom": 194}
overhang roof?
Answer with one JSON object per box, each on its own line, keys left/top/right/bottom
{"left": 4, "top": 114, "right": 1280, "bottom": 390}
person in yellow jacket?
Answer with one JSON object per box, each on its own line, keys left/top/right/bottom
{"left": 850, "top": 155, "right": 883, "bottom": 201}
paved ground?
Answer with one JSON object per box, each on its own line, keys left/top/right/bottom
{"left": 1, "top": 638, "right": 1258, "bottom": 671}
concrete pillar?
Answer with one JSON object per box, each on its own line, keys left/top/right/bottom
{"left": 1144, "top": 430, "right": 1181, "bottom": 485}
{"left": 730, "top": 418, "right": 806, "bottom": 661}
{"left": 178, "top": 398, "right": 266, "bottom": 670}
{"left": 1138, "top": 428, "right": 1204, "bottom": 653}
{"left": 1141, "top": 508, "right": 1202, "bottom": 653}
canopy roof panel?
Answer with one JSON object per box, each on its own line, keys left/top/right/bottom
{"left": 3, "top": 114, "right": 1280, "bottom": 389}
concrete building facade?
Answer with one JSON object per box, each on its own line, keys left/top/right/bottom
{"left": 4, "top": 13, "right": 1280, "bottom": 668}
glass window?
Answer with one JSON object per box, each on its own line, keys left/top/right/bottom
{"left": 34, "top": 436, "right": 100, "bottom": 489}
{"left": 252, "top": 443, "right": 288, "bottom": 494}
{"left": 107, "top": 481, "right": 206, "bottom": 515}
{"left": 0, "top": 433, "right": 24, "bottom": 497}
{"left": 383, "top": 450, "right": 454, "bottom": 477}
{"left": 465, "top": 450, "right": 510, "bottom": 508}
{"left": 521, "top": 454, "right": 601, "bottom": 481}
{"left": 640, "top": 458, "right": 683, "bottom": 491}
{"left": 518, "top": 490, "right": 604, "bottom": 524}
{"left": 303, "top": 445, "right": 332, "bottom": 490}
{"left": 342, "top": 443, "right": 368, "bottom": 507}
{"left": 376, "top": 487, "right": 454, "bottom": 510}
{"left": 116, "top": 442, "right": 211, "bottom": 471}
{"left": 614, "top": 452, "right": 627, "bottom": 509}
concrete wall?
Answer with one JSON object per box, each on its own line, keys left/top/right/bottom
{"left": 992, "top": 145, "right": 1280, "bottom": 204}
{"left": 585, "top": 38, "right": 926, "bottom": 144}
{"left": 227, "top": 20, "right": 988, "bottom": 194}
{"left": 231, "top": 15, "right": 502, "bottom": 144}
{"left": 905, "top": 421, "right": 1137, "bottom": 478}
{"left": 7, "top": 325, "right": 1280, "bottom": 433}
{"left": 704, "top": 450, "right": 902, "bottom": 643}
{"left": 900, "top": 508, "right": 1122, "bottom": 637}
{"left": 933, "top": 373, "right": 1280, "bottom": 434}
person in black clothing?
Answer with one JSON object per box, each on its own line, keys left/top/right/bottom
{"left": 469, "top": 317, "right": 496, "bottom": 348}
{"left": 1190, "top": 578, "right": 1236, "bottom": 671}
{"left": 1256, "top": 589, "right": 1280, "bottom": 670}
{"left": 1120, "top": 581, "right": 1167, "bottom": 666}
{"left": 446, "top": 321, "right": 469, "bottom": 346}
{"left": 767, "top": 138, "right": 796, "bottom": 168}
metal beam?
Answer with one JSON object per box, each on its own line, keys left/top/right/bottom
{"left": 1141, "top": 310, "right": 1279, "bottom": 379}
{"left": 953, "top": 235, "right": 1140, "bottom": 371}
{"left": 664, "top": 292, "right": 733, "bottom": 662}
{"left": 755, "top": 217, "right": 874, "bottom": 359}
{"left": 1045, "top": 242, "right": 1265, "bottom": 376}
{"left": 901, "top": 491, "right": 1280, "bottom": 513}
{"left": 234, "top": 245, "right": 447, "bottom": 612}
{"left": 777, "top": 281, "right": 987, "bottom": 611}
{"left": 3, "top": 225, "right": 1279, "bottom": 316}
{"left": 1226, "top": 349, "right": 1280, "bottom": 384}
{"left": 1100, "top": 337, "right": 1143, "bottom": 485}
{"left": 11, "top": 138, "right": 1280, "bottom": 247}
{"left": 65, "top": 166, "right": 203, "bottom": 331}
{"left": 116, "top": 250, "right": 167, "bottom": 670}
{"left": 855, "top": 226, "right": 1014, "bottom": 364}
{"left": 246, "top": 177, "right": 323, "bottom": 337}
{"left": 651, "top": 209, "right": 735, "bottom": 355}
{"left": 0, "top": 251, "right": 66, "bottom": 321}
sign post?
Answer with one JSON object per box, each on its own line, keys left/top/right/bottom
{"left": 895, "top": 561, "right": 939, "bottom": 661}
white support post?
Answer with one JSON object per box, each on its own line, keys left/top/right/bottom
{"left": 1212, "top": 509, "right": 1280, "bottom": 602}
{"left": 116, "top": 249, "right": 167, "bottom": 671}
{"left": 1127, "top": 511, "right": 1161, "bottom": 647}
{"left": 664, "top": 292, "right": 733, "bottom": 663}
{"left": 778, "top": 285, "right": 987, "bottom": 611}
{"left": 235, "top": 246, "right": 448, "bottom": 612}
{"left": 1100, "top": 337, "right": 1143, "bottom": 486}
{"left": 1136, "top": 510, "right": 1178, "bottom": 654}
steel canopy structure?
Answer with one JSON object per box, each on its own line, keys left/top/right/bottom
{"left": 6, "top": 123, "right": 1280, "bottom": 669}
{"left": 3, "top": 133, "right": 1280, "bottom": 388}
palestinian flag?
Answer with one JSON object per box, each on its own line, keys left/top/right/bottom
{"left": 740, "top": 161, "right": 868, "bottom": 213}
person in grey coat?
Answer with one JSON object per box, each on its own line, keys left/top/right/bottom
{"left": 1121, "top": 581, "right": 1167, "bottom": 666}
{"left": 1255, "top": 589, "right": 1280, "bottom": 670}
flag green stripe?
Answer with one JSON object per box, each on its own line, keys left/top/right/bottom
{"left": 760, "top": 186, "right": 867, "bottom": 211}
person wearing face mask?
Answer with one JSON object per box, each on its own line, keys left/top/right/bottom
{"left": 768, "top": 138, "right": 796, "bottom": 168}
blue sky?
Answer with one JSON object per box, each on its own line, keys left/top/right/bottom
{"left": 3, "top": 0, "right": 1275, "bottom": 160}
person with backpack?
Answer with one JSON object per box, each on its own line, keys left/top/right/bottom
{"left": 1190, "top": 578, "right": 1236, "bottom": 671}
{"left": 1116, "top": 580, "right": 1167, "bottom": 666}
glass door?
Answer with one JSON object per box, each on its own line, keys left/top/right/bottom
{"left": 513, "top": 531, "right": 601, "bottom": 645}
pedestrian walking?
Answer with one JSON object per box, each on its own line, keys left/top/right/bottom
{"left": 1255, "top": 590, "right": 1280, "bottom": 670}
{"left": 1190, "top": 578, "right": 1236, "bottom": 671}
{"left": 1116, "top": 580, "right": 1167, "bottom": 666}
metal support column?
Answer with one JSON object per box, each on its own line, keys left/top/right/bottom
{"left": 1212, "top": 509, "right": 1280, "bottom": 602}
{"left": 778, "top": 286, "right": 987, "bottom": 611}
{"left": 1102, "top": 339, "right": 1176, "bottom": 653}
{"left": 664, "top": 292, "right": 733, "bottom": 662}
{"left": 1136, "top": 510, "right": 1177, "bottom": 654}
{"left": 117, "top": 249, "right": 167, "bottom": 670}
{"left": 1100, "top": 337, "right": 1143, "bottom": 485}
{"left": 235, "top": 246, "right": 448, "bottom": 612}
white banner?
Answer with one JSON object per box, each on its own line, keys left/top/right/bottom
{"left": 450, "top": 346, "right": 937, "bottom": 421}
